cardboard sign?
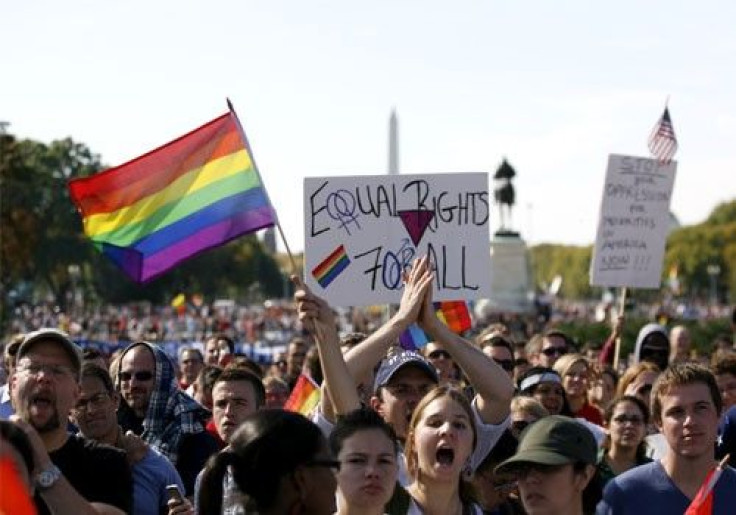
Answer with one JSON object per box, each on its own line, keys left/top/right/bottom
{"left": 304, "top": 173, "right": 492, "bottom": 306}
{"left": 590, "top": 154, "right": 677, "bottom": 289}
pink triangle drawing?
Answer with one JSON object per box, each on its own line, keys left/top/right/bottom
{"left": 398, "top": 210, "right": 435, "bottom": 246}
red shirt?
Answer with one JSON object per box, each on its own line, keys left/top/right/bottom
{"left": 576, "top": 401, "right": 604, "bottom": 425}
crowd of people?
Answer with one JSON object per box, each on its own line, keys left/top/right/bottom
{"left": 1, "top": 257, "right": 736, "bottom": 514}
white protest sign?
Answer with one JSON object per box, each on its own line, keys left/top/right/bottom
{"left": 304, "top": 173, "right": 492, "bottom": 306}
{"left": 590, "top": 154, "right": 677, "bottom": 289}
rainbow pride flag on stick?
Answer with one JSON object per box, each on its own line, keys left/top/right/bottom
{"left": 284, "top": 374, "right": 321, "bottom": 416}
{"left": 68, "top": 110, "right": 276, "bottom": 283}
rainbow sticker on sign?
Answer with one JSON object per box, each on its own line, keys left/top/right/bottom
{"left": 312, "top": 244, "right": 351, "bottom": 288}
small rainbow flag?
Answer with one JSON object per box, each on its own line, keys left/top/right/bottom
{"left": 312, "top": 245, "right": 351, "bottom": 288}
{"left": 68, "top": 112, "right": 275, "bottom": 283}
{"left": 399, "top": 323, "right": 429, "bottom": 350}
{"left": 284, "top": 374, "right": 321, "bottom": 416}
{"left": 399, "top": 301, "right": 472, "bottom": 350}
{"left": 435, "top": 301, "right": 472, "bottom": 334}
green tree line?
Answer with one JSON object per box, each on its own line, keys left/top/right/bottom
{"left": 530, "top": 200, "right": 736, "bottom": 302}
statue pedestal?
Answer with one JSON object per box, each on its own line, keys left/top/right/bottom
{"left": 481, "top": 233, "right": 533, "bottom": 315}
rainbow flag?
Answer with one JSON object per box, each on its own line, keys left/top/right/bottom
{"left": 312, "top": 245, "right": 351, "bottom": 288}
{"left": 68, "top": 112, "right": 275, "bottom": 283}
{"left": 435, "top": 301, "right": 472, "bottom": 334}
{"left": 284, "top": 374, "right": 321, "bottom": 416}
{"left": 399, "top": 323, "right": 430, "bottom": 350}
{"left": 399, "top": 301, "right": 471, "bottom": 350}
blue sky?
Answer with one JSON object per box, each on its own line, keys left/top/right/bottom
{"left": 3, "top": 1, "right": 734, "bottom": 252}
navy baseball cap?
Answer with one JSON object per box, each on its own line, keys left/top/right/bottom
{"left": 373, "top": 349, "right": 438, "bottom": 393}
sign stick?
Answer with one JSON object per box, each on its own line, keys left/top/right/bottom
{"left": 613, "top": 286, "right": 628, "bottom": 371}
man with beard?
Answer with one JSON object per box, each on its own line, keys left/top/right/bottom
{"left": 10, "top": 328, "right": 132, "bottom": 514}
{"left": 72, "top": 363, "right": 188, "bottom": 515}
{"left": 116, "top": 341, "right": 219, "bottom": 496}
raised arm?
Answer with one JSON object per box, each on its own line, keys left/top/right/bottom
{"left": 292, "top": 276, "right": 360, "bottom": 418}
{"left": 342, "top": 256, "right": 434, "bottom": 384}
{"left": 417, "top": 282, "right": 515, "bottom": 425}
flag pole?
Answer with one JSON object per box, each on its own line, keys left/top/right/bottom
{"left": 613, "top": 287, "right": 627, "bottom": 372}
{"left": 227, "top": 98, "right": 300, "bottom": 277}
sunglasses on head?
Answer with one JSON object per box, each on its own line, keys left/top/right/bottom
{"left": 493, "top": 358, "right": 515, "bottom": 372}
{"left": 428, "top": 350, "right": 451, "bottom": 360}
{"left": 541, "top": 346, "right": 567, "bottom": 357}
{"left": 119, "top": 370, "right": 154, "bottom": 382}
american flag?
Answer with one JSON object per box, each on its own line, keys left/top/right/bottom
{"left": 648, "top": 107, "right": 678, "bottom": 164}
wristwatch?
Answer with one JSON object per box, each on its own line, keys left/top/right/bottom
{"left": 36, "top": 463, "right": 62, "bottom": 490}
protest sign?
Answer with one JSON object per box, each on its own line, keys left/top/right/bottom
{"left": 304, "top": 173, "right": 492, "bottom": 306}
{"left": 590, "top": 154, "right": 677, "bottom": 289}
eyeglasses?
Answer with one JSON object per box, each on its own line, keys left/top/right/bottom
{"left": 17, "top": 362, "right": 74, "bottom": 379}
{"left": 428, "top": 350, "right": 451, "bottom": 360}
{"left": 612, "top": 414, "right": 644, "bottom": 425}
{"left": 493, "top": 358, "right": 514, "bottom": 372}
{"left": 119, "top": 370, "right": 154, "bottom": 382}
{"left": 541, "top": 346, "right": 567, "bottom": 357}
{"left": 305, "top": 459, "right": 341, "bottom": 472}
{"left": 74, "top": 392, "right": 110, "bottom": 412}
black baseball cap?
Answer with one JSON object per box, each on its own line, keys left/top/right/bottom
{"left": 373, "top": 349, "right": 438, "bottom": 393}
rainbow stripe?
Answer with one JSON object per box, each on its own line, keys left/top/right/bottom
{"left": 435, "top": 301, "right": 472, "bottom": 334}
{"left": 284, "top": 374, "right": 321, "bottom": 416}
{"left": 68, "top": 113, "right": 275, "bottom": 283}
{"left": 399, "top": 323, "right": 430, "bottom": 350}
{"left": 312, "top": 245, "right": 351, "bottom": 288}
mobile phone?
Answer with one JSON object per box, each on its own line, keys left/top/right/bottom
{"left": 166, "top": 484, "right": 184, "bottom": 504}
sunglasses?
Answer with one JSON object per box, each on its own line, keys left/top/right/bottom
{"left": 119, "top": 370, "right": 154, "bottom": 382}
{"left": 541, "top": 346, "right": 567, "bottom": 357}
{"left": 493, "top": 358, "right": 515, "bottom": 372}
{"left": 428, "top": 350, "right": 451, "bottom": 360}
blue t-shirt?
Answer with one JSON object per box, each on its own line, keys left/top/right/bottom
{"left": 133, "top": 447, "right": 185, "bottom": 515}
{"left": 596, "top": 460, "right": 736, "bottom": 515}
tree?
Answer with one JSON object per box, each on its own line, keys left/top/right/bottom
{"left": 1, "top": 135, "right": 102, "bottom": 306}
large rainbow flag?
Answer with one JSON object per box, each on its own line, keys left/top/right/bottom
{"left": 68, "top": 112, "right": 275, "bottom": 283}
